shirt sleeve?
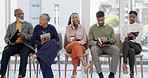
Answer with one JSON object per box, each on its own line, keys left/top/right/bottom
{"left": 88, "top": 28, "right": 98, "bottom": 47}
{"left": 32, "top": 26, "right": 41, "bottom": 46}
{"left": 135, "top": 25, "right": 143, "bottom": 43}
{"left": 4, "top": 24, "right": 11, "bottom": 44}
{"left": 77, "top": 27, "right": 87, "bottom": 45}
{"left": 66, "top": 25, "right": 76, "bottom": 42}
{"left": 52, "top": 26, "right": 59, "bottom": 42}
{"left": 24, "top": 23, "right": 33, "bottom": 40}
{"left": 108, "top": 27, "right": 116, "bottom": 44}
{"left": 66, "top": 26, "right": 71, "bottom": 42}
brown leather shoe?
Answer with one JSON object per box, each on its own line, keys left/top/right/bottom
{"left": 130, "top": 73, "right": 134, "bottom": 78}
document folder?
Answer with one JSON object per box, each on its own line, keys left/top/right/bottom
{"left": 130, "top": 32, "right": 139, "bottom": 37}
{"left": 9, "top": 30, "right": 19, "bottom": 43}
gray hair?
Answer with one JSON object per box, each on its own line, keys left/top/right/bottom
{"left": 40, "top": 13, "right": 51, "bottom": 22}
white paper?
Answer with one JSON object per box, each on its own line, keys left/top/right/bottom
{"left": 40, "top": 33, "right": 51, "bottom": 40}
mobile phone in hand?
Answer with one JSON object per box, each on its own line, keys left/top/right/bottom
{"left": 98, "top": 38, "right": 103, "bottom": 44}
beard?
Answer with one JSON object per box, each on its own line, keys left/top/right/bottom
{"left": 16, "top": 17, "right": 24, "bottom": 22}
{"left": 99, "top": 23, "right": 104, "bottom": 26}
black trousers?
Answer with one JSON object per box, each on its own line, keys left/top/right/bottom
{"left": 123, "top": 40, "right": 142, "bottom": 73}
{"left": 0, "top": 43, "right": 32, "bottom": 77}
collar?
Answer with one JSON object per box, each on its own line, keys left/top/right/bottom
{"left": 128, "top": 22, "right": 137, "bottom": 26}
{"left": 97, "top": 23, "right": 106, "bottom": 27}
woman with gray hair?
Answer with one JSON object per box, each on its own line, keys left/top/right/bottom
{"left": 31, "top": 13, "right": 59, "bottom": 78}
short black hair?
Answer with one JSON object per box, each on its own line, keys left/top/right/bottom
{"left": 129, "top": 11, "right": 137, "bottom": 16}
{"left": 96, "top": 11, "right": 105, "bottom": 18}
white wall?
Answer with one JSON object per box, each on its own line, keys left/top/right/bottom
{"left": 42, "top": 0, "right": 80, "bottom": 32}
{"left": 0, "top": 0, "right": 6, "bottom": 51}
{"left": 10, "top": 0, "right": 18, "bottom": 23}
{"left": 81, "top": 0, "right": 90, "bottom": 33}
{"left": 17, "top": 0, "right": 30, "bottom": 22}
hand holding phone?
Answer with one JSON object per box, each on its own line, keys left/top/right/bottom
{"left": 71, "top": 19, "right": 74, "bottom": 26}
{"left": 100, "top": 37, "right": 108, "bottom": 42}
{"left": 98, "top": 38, "right": 103, "bottom": 44}
{"left": 97, "top": 39, "right": 106, "bottom": 47}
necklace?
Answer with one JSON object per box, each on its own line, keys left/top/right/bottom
{"left": 41, "top": 27, "right": 48, "bottom": 34}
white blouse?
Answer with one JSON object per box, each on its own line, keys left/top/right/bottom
{"left": 66, "top": 24, "right": 87, "bottom": 45}
{"left": 120, "top": 22, "right": 143, "bottom": 44}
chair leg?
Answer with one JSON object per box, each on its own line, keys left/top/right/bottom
{"left": 135, "top": 58, "right": 137, "bottom": 75}
{"left": 14, "top": 57, "right": 17, "bottom": 73}
{"left": 38, "top": 62, "right": 41, "bottom": 74}
{"left": 36, "top": 61, "right": 39, "bottom": 78}
{"left": 84, "top": 55, "right": 87, "bottom": 74}
{"left": 86, "top": 55, "right": 88, "bottom": 78}
{"left": 7, "top": 61, "right": 10, "bottom": 78}
{"left": 29, "top": 58, "right": 31, "bottom": 78}
{"left": 57, "top": 55, "right": 61, "bottom": 78}
{"left": 108, "top": 57, "right": 111, "bottom": 71}
{"left": 90, "top": 59, "right": 93, "bottom": 78}
{"left": 32, "top": 61, "right": 36, "bottom": 74}
{"left": 64, "top": 55, "right": 68, "bottom": 78}
{"left": 119, "top": 56, "right": 122, "bottom": 78}
{"left": 140, "top": 57, "right": 143, "bottom": 78}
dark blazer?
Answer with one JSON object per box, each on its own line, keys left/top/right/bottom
{"left": 4, "top": 21, "right": 35, "bottom": 51}
{"left": 32, "top": 24, "right": 59, "bottom": 50}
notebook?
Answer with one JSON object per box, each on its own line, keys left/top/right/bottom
{"left": 40, "top": 33, "right": 51, "bottom": 40}
{"left": 130, "top": 32, "right": 139, "bottom": 37}
{"left": 9, "top": 29, "right": 19, "bottom": 43}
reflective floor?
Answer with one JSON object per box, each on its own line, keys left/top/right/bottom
{"left": 0, "top": 51, "right": 148, "bottom": 78}
{"left": 5, "top": 64, "right": 148, "bottom": 78}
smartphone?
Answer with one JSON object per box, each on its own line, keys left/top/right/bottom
{"left": 98, "top": 38, "right": 103, "bottom": 44}
{"left": 71, "top": 19, "right": 74, "bottom": 25}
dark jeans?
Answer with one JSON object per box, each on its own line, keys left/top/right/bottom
{"left": 123, "top": 40, "right": 142, "bottom": 73}
{"left": 0, "top": 43, "right": 32, "bottom": 77}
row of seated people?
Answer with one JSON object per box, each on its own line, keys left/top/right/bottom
{"left": 0, "top": 9, "right": 142, "bottom": 78}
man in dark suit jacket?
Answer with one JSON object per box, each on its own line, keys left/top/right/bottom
{"left": 0, "top": 9, "right": 34, "bottom": 78}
